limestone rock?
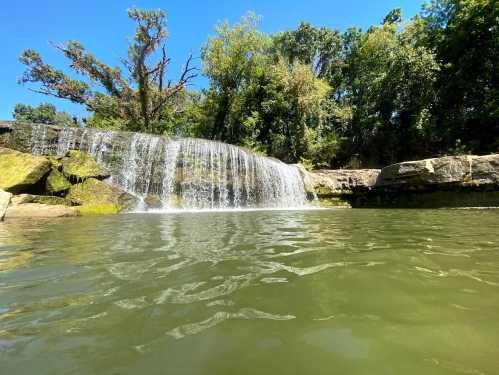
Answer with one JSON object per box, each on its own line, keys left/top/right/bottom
{"left": 471, "top": 154, "right": 499, "bottom": 185}
{"left": 67, "top": 178, "right": 138, "bottom": 212}
{"left": 0, "top": 147, "right": 51, "bottom": 193}
{"left": 11, "top": 194, "right": 71, "bottom": 206}
{"left": 45, "top": 168, "right": 71, "bottom": 193}
{"left": 376, "top": 155, "right": 473, "bottom": 187}
{"left": 301, "top": 166, "right": 380, "bottom": 196}
{"left": 4, "top": 203, "right": 79, "bottom": 218}
{"left": 0, "top": 189, "right": 12, "bottom": 220}
{"left": 61, "top": 150, "right": 110, "bottom": 181}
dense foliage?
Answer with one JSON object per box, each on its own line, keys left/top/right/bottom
{"left": 17, "top": 0, "right": 498, "bottom": 168}
{"left": 13, "top": 103, "right": 74, "bottom": 126}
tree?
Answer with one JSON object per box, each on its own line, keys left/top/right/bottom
{"left": 18, "top": 8, "right": 196, "bottom": 134}
{"left": 422, "top": 0, "right": 499, "bottom": 153}
{"left": 342, "top": 20, "right": 439, "bottom": 165}
{"left": 199, "top": 13, "right": 331, "bottom": 163}
{"left": 13, "top": 103, "right": 74, "bottom": 126}
{"left": 201, "top": 12, "right": 271, "bottom": 141}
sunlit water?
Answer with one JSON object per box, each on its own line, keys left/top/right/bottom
{"left": 1, "top": 209, "right": 499, "bottom": 375}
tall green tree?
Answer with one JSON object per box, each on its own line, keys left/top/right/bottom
{"left": 422, "top": 0, "right": 499, "bottom": 152}
{"left": 19, "top": 8, "right": 196, "bottom": 134}
{"left": 200, "top": 13, "right": 331, "bottom": 163}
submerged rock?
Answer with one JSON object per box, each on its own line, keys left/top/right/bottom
{"left": 0, "top": 148, "right": 51, "bottom": 193}
{"left": 45, "top": 168, "right": 72, "bottom": 194}
{"left": 4, "top": 203, "right": 79, "bottom": 218}
{"left": 67, "top": 178, "right": 138, "bottom": 212}
{"left": 61, "top": 150, "right": 110, "bottom": 181}
{"left": 0, "top": 189, "right": 12, "bottom": 220}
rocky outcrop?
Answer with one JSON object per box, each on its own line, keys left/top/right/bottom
{"left": 0, "top": 189, "right": 12, "bottom": 220}
{"left": 376, "top": 155, "right": 473, "bottom": 187}
{"left": 301, "top": 167, "right": 380, "bottom": 207}
{"left": 45, "top": 168, "right": 72, "bottom": 193}
{"left": 0, "top": 145, "right": 138, "bottom": 219}
{"left": 67, "top": 178, "right": 138, "bottom": 213}
{"left": 374, "top": 154, "right": 499, "bottom": 189}
{"left": 61, "top": 150, "right": 110, "bottom": 181}
{"left": 351, "top": 154, "right": 499, "bottom": 207}
{"left": 303, "top": 154, "right": 499, "bottom": 208}
{"left": 302, "top": 168, "right": 380, "bottom": 195}
{"left": 11, "top": 194, "right": 71, "bottom": 206}
{"left": 4, "top": 203, "right": 79, "bottom": 218}
{"left": 0, "top": 148, "right": 51, "bottom": 193}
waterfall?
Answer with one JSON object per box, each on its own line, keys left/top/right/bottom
{"left": 31, "top": 124, "right": 48, "bottom": 155}
{"left": 31, "top": 126, "right": 309, "bottom": 210}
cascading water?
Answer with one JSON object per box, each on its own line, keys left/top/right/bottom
{"left": 30, "top": 125, "right": 310, "bottom": 210}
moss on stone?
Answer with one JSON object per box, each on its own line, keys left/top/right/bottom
{"left": 33, "top": 195, "right": 71, "bottom": 206}
{"left": 45, "top": 168, "right": 72, "bottom": 194}
{"left": 76, "top": 204, "right": 120, "bottom": 215}
{"left": 11, "top": 194, "right": 71, "bottom": 206}
{"left": 61, "top": 150, "right": 110, "bottom": 181}
{"left": 318, "top": 196, "right": 351, "bottom": 208}
{"left": 0, "top": 148, "right": 51, "bottom": 193}
{"left": 45, "top": 155, "right": 63, "bottom": 170}
{"left": 67, "top": 178, "right": 138, "bottom": 212}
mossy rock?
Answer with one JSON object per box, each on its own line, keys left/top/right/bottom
{"left": 144, "top": 194, "right": 163, "bottom": 209}
{"left": 11, "top": 194, "right": 71, "bottom": 206}
{"left": 318, "top": 196, "right": 351, "bottom": 208}
{"left": 61, "top": 150, "right": 110, "bottom": 181}
{"left": 0, "top": 147, "right": 51, "bottom": 193}
{"left": 76, "top": 204, "right": 120, "bottom": 215}
{"left": 4, "top": 203, "right": 79, "bottom": 218}
{"left": 45, "top": 168, "right": 72, "bottom": 194}
{"left": 45, "top": 155, "right": 63, "bottom": 170}
{"left": 67, "top": 178, "right": 138, "bottom": 212}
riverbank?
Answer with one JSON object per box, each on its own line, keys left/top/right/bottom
{"left": 302, "top": 154, "right": 499, "bottom": 208}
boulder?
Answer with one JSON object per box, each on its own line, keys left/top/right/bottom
{"left": 301, "top": 167, "right": 380, "bottom": 196}
{"left": 144, "top": 194, "right": 163, "bottom": 209}
{"left": 376, "top": 156, "right": 473, "bottom": 187}
{"left": 61, "top": 150, "right": 110, "bottom": 181}
{"left": 0, "top": 148, "right": 51, "bottom": 193}
{"left": 11, "top": 194, "right": 71, "bottom": 206}
{"left": 0, "top": 189, "right": 12, "bottom": 220}
{"left": 76, "top": 204, "right": 120, "bottom": 215}
{"left": 45, "top": 155, "right": 63, "bottom": 170}
{"left": 4, "top": 203, "right": 79, "bottom": 218}
{"left": 45, "top": 168, "right": 71, "bottom": 193}
{"left": 471, "top": 154, "right": 499, "bottom": 185}
{"left": 67, "top": 178, "right": 138, "bottom": 212}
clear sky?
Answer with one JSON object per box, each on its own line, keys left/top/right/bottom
{"left": 0, "top": 0, "right": 425, "bottom": 120}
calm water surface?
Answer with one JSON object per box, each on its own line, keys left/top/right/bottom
{"left": 1, "top": 209, "right": 499, "bottom": 374}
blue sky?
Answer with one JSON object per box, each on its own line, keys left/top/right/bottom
{"left": 0, "top": 0, "right": 424, "bottom": 120}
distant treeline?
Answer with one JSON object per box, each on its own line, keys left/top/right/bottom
{"left": 15, "top": 1, "right": 498, "bottom": 168}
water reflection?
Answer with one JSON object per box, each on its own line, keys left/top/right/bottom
{"left": 1, "top": 209, "right": 499, "bottom": 374}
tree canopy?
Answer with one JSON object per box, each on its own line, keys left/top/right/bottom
{"left": 19, "top": 8, "right": 196, "bottom": 134}
{"left": 17, "top": 1, "right": 499, "bottom": 168}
